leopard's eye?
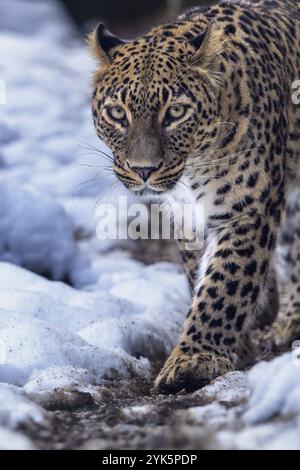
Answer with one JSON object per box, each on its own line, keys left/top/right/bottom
{"left": 166, "top": 104, "right": 187, "bottom": 121}
{"left": 107, "top": 106, "right": 126, "bottom": 122}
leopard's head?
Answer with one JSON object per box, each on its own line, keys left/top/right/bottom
{"left": 88, "top": 21, "right": 225, "bottom": 195}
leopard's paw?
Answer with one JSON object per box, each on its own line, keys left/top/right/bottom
{"left": 273, "top": 313, "right": 300, "bottom": 349}
{"left": 153, "top": 346, "right": 234, "bottom": 394}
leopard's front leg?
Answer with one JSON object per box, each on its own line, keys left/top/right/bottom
{"left": 177, "top": 238, "right": 202, "bottom": 294}
{"left": 155, "top": 214, "right": 277, "bottom": 394}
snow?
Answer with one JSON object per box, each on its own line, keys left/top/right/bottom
{"left": 0, "top": 383, "right": 45, "bottom": 429}
{"left": 0, "top": 0, "right": 75, "bottom": 40}
{"left": 194, "top": 370, "right": 249, "bottom": 405}
{"left": 122, "top": 405, "right": 155, "bottom": 421}
{"left": 209, "top": 353, "right": 300, "bottom": 450}
{"left": 178, "top": 402, "right": 230, "bottom": 429}
{"left": 0, "top": 181, "right": 83, "bottom": 282}
{"left": 0, "top": 427, "right": 35, "bottom": 450}
{"left": 217, "top": 419, "right": 299, "bottom": 450}
{"left": 174, "top": 359, "right": 300, "bottom": 450}
{"left": 0, "top": 382, "right": 46, "bottom": 449}
{"left": 0, "top": 261, "right": 190, "bottom": 391}
{"left": 1, "top": 0, "right": 300, "bottom": 451}
{"left": 244, "top": 352, "right": 300, "bottom": 424}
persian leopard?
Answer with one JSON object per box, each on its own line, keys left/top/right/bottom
{"left": 88, "top": 0, "right": 300, "bottom": 393}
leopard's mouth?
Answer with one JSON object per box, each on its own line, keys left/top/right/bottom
{"left": 133, "top": 186, "right": 172, "bottom": 197}
{"left": 136, "top": 178, "right": 179, "bottom": 192}
{"left": 114, "top": 166, "right": 183, "bottom": 195}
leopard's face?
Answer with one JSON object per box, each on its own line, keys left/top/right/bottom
{"left": 90, "top": 23, "right": 221, "bottom": 195}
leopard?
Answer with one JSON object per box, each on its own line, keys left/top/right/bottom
{"left": 88, "top": 0, "right": 300, "bottom": 394}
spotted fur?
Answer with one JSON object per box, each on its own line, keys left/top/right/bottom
{"left": 89, "top": 0, "right": 300, "bottom": 393}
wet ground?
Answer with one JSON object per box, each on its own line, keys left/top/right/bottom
{"left": 22, "top": 375, "right": 240, "bottom": 450}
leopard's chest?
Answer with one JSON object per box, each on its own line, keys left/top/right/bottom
{"left": 170, "top": 176, "right": 231, "bottom": 230}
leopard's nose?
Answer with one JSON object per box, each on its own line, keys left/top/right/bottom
{"left": 129, "top": 163, "right": 162, "bottom": 182}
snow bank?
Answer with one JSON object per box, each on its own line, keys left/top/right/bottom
{"left": 0, "top": 257, "right": 189, "bottom": 445}
{"left": 214, "top": 354, "right": 300, "bottom": 450}
{"left": 244, "top": 352, "right": 300, "bottom": 423}
{"left": 0, "top": 181, "right": 79, "bottom": 281}
{"left": 0, "top": 261, "right": 189, "bottom": 391}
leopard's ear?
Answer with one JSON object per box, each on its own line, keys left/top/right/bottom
{"left": 87, "top": 22, "right": 126, "bottom": 65}
{"left": 189, "top": 22, "right": 225, "bottom": 70}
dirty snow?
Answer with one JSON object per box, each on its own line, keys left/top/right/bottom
{"left": 1, "top": 0, "right": 300, "bottom": 450}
